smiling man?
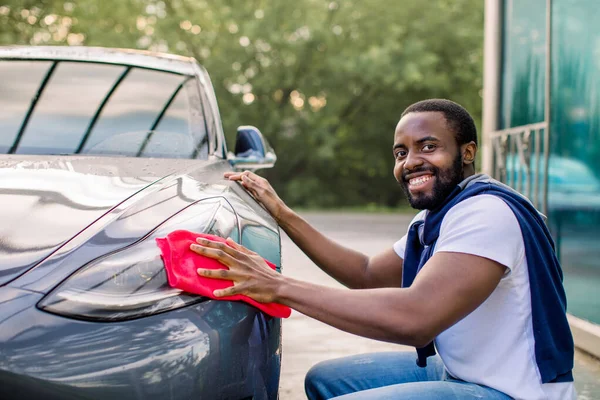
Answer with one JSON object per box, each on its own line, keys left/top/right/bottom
{"left": 191, "top": 99, "right": 576, "bottom": 399}
{"left": 394, "top": 107, "right": 470, "bottom": 210}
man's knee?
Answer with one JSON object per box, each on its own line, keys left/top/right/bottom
{"left": 305, "top": 360, "right": 338, "bottom": 400}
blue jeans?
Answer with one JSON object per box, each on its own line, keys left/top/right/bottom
{"left": 305, "top": 352, "right": 512, "bottom": 400}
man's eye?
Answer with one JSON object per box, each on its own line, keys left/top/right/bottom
{"left": 422, "top": 144, "right": 436, "bottom": 152}
{"left": 395, "top": 151, "right": 407, "bottom": 159}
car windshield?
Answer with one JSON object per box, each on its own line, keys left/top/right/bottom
{"left": 0, "top": 60, "right": 209, "bottom": 159}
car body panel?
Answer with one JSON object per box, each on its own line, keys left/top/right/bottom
{"left": 2, "top": 155, "right": 279, "bottom": 294}
{"left": 0, "top": 155, "right": 163, "bottom": 285}
{"left": 0, "top": 287, "right": 281, "bottom": 400}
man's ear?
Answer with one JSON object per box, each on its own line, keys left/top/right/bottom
{"left": 461, "top": 141, "right": 477, "bottom": 165}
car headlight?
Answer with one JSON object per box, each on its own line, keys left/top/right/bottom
{"left": 38, "top": 197, "right": 238, "bottom": 321}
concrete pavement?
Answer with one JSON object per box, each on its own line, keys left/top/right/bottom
{"left": 279, "top": 212, "right": 413, "bottom": 400}
{"left": 278, "top": 212, "right": 600, "bottom": 400}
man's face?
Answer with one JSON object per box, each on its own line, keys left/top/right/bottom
{"left": 393, "top": 112, "right": 465, "bottom": 210}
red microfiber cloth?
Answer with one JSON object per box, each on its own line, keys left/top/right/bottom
{"left": 156, "top": 230, "right": 291, "bottom": 318}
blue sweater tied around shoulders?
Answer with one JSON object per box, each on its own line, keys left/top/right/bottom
{"left": 402, "top": 176, "right": 574, "bottom": 383}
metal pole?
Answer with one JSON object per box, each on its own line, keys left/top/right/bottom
{"left": 543, "top": 0, "right": 552, "bottom": 216}
{"left": 482, "top": 0, "right": 503, "bottom": 176}
{"left": 534, "top": 127, "right": 541, "bottom": 209}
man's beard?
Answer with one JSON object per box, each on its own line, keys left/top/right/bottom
{"left": 400, "top": 153, "right": 464, "bottom": 210}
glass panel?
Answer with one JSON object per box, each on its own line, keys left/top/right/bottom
{"left": 83, "top": 68, "right": 188, "bottom": 152}
{"left": 500, "top": 0, "right": 546, "bottom": 129}
{"left": 550, "top": 0, "right": 600, "bottom": 324}
{"left": 0, "top": 60, "right": 207, "bottom": 160}
{"left": 154, "top": 87, "right": 190, "bottom": 135}
{"left": 148, "top": 79, "right": 209, "bottom": 159}
{"left": 196, "top": 67, "right": 220, "bottom": 155}
{"left": 0, "top": 61, "right": 53, "bottom": 153}
{"left": 17, "top": 62, "right": 125, "bottom": 154}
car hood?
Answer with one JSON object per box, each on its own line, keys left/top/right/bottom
{"left": 0, "top": 155, "right": 225, "bottom": 286}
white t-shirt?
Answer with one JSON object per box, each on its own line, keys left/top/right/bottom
{"left": 393, "top": 194, "right": 576, "bottom": 400}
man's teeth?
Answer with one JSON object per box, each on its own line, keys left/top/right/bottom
{"left": 409, "top": 176, "right": 432, "bottom": 186}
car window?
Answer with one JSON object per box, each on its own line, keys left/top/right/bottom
{"left": 152, "top": 79, "right": 209, "bottom": 159}
{"left": 0, "top": 60, "right": 209, "bottom": 159}
{"left": 0, "top": 61, "right": 52, "bottom": 153}
{"left": 17, "top": 62, "right": 126, "bottom": 154}
{"left": 199, "top": 88, "right": 219, "bottom": 156}
{"left": 196, "top": 67, "right": 223, "bottom": 156}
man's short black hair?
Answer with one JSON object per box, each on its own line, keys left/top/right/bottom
{"left": 401, "top": 99, "right": 478, "bottom": 146}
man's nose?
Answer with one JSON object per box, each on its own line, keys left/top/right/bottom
{"left": 403, "top": 151, "right": 423, "bottom": 171}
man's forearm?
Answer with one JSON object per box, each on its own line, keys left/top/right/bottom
{"left": 274, "top": 276, "right": 427, "bottom": 346}
{"left": 278, "top": 209, "right": 373, "bottom": 289}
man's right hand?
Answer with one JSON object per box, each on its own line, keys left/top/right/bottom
{"left": 224, "top": 171, "right": 290, "bottom": 224}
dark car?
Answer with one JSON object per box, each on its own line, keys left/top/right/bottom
{"left": 0, "top": 46, "right": 282, "bottom": 400}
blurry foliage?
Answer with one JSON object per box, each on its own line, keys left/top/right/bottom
{"left": 0, "top": 0, "right": 484, "bottom": 208}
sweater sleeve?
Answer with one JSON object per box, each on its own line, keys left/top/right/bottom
{"left": 393, "top": 210, "right": 427, "bottom": 260}
{"left": 435, "top": 194, "right": 525, "bottom": 274}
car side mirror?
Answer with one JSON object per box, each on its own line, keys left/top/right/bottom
{"left": 227, "top": 125, "right": 277, "bottom": 171}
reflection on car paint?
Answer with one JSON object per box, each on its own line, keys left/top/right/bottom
{"left": 0, "top": 287, "right": 279, "bottom": 399}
